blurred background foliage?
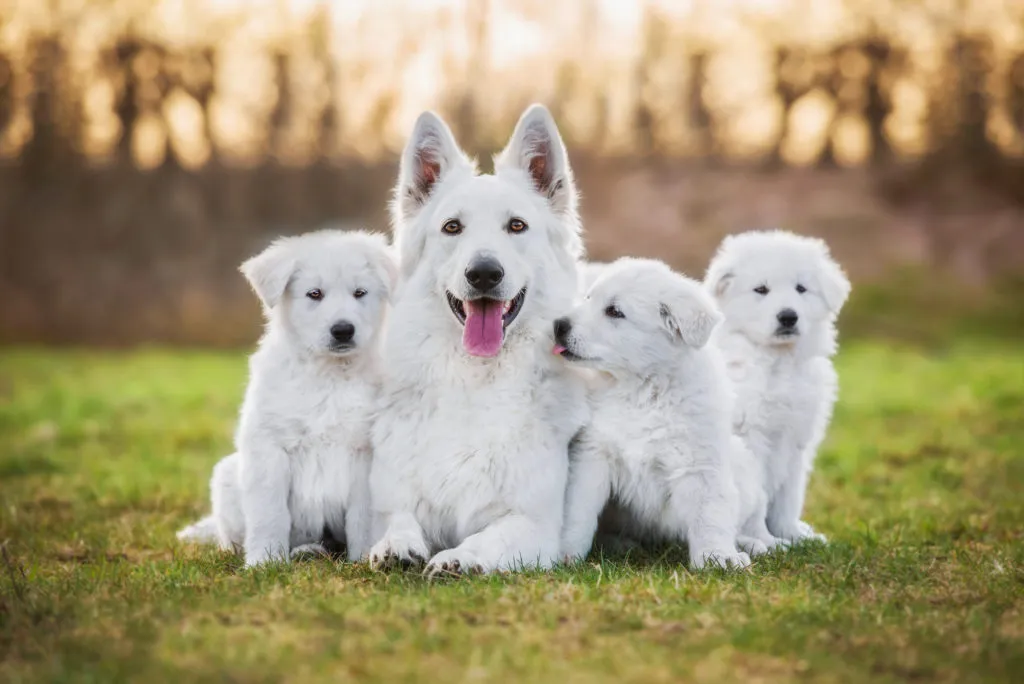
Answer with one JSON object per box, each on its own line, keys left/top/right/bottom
{"left": 0, "top": 0, "right": 1022, "bottom": 345}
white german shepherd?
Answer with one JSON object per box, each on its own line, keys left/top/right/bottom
{"left": 366, "top": 105, "right": 588, "bottom": 575}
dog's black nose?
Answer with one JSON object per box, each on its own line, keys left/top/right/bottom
{"left": 777, "top": 309, "right": 798, "bottom": 328}
{"left": 465, "top": 257, "right": 504, "bottom": 291}
{"left": 553, "top": 317, "right": 572, "bottom": 343}
{"left": 330, "top": 321, "right": 356, "bottom": 343}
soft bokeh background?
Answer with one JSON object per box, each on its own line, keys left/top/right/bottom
{"left": 1, "top": 0, "right": 1023, "bottom": 345}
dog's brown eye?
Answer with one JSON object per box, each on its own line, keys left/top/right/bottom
{"left": 753, "top": 285, "right": 769, "bottom": 295}
{"left": 353, "top": 288, "right": 367, "bottom": 299}
{"left": 306, "top": 289, "right": 323, "bottom": 301}
{"left": 604, "top": 305, "right": 625, "bottom": 319}
{"left": 442, "top": 219, "right": 463, "bottom": 235}
{"left": 508, "top": 218, "right": 528, "bottom": 234}
{"left": 795, "top": 284, "right": 806, "bottom": 294}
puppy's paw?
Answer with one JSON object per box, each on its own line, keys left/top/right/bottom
{"left": 797, "top": 520, "right": 827, "bottom": 544}
{"left": 692, "top": 549, "right": 751, "bottom": 571}
{"left": 368, "top": 534, "right": 428, "bottom": 571}
{"left": 774, "top": 521, "right": 827, "bottom": 545}
{"left": 290, "top": 543, "right": 330, "bottom": 562}
{"left": 425, "top": 549, "right": 485, "bottom": 578}
{"left": 736, "top": 535, "right": 769, "bottom": 557}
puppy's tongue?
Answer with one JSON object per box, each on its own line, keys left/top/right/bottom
{"left": 463, "top": 299, "right": 504, "bottom": 357}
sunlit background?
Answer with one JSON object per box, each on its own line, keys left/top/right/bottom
{"left": 1, "top": 0, "right": 1022, "bottom": 344}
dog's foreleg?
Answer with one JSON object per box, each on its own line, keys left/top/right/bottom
{"left": 426, "top": 514, "right": 556, "bottom": 575}
{"left": 766, "top": 458, "right": 820, "bottom": 542}
{"left": 560, "top": 448, "right": 610, "bottom": 563}
{"left": 368, "top": 511, "right": 430, "bottom": 570}
{"left": 669, "top": 459, "right": 750, "bottom": 571}
{"left": 344, "top": 449, "right": 373, "bottom": 562}
{"left": 239, "top": 447, "right": 292, "bottom": 568}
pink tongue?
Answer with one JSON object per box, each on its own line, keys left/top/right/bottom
{"left": 463, "top": 299, "right": 504, "bottom": 357}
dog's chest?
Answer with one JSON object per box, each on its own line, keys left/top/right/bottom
{"left": 734, "top": 362, "right": 822, "bottom": 460}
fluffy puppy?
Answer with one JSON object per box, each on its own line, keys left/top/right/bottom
{"left": 555, "top": 258, "right": 751, "bottom": 570}
{"left": 177, "top": 230, "right": 396, "bottom": 567}
{"left": 704, "top": 230, "right": 850, "bottom": 544}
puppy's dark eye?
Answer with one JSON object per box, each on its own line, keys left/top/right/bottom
{"left": 795, "top": 284, "right": 807, "bottom": 294}
{"left": 353, "top": 288, "right": 367, "bottom": 299}
{"left": 441, "top": 219, "right": 463, "bottom": 235}
{"left": 753, "top": 285, "right": 769, "bottom": 295}
{"left": 507, "top": 217, "right": 528, "bottom": 234}
{"left": 604, "top": 305, "right": 625, "bottom": 319}
{"left": 306, "top": 289, "right": 323, "bottom": 301}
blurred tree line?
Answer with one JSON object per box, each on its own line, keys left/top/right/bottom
{"left": 0, "top": 0, "right": 1022, "bottom": 344}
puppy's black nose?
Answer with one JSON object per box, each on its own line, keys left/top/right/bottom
{"left": 465, "top": 257, "right": 504, "bottom": 291}
{"left": 330, "top": 321, "right": 356, "bottom": 343}
{"left": 553, "top": 317, "right": 572, "bottom": 344}
{"left": 777, "top": 309, "right": 798, "bottom": 328}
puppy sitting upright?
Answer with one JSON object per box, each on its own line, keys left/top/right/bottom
{"left": 555, "top": 258, "right": 750, "bottom": 570}
{"left": 177, "top": 230, "right": 396, "bottom": 567}
{"left": 704, "top": 230, "right": 850, "bottom": 544}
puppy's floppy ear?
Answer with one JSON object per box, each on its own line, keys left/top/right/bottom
{"left": 660, "top": 275, "right": 724, "bottom": 348}
{"left": 814, "top": 241, "right": 851, "bottom": 314}
{"left": 374, "top": 246, "right": 400, "bottom": 300}
{"left": 704, "top": 236, "right": 737, "bottom": 299}
{"left": 708, "top": 270, "right": 734, "bottom": 298}
{"left": 495, "top": 104, "right": 578, "bottom": 219}
{"left": 239, "top": 239, "right": 296, "bottom": 311}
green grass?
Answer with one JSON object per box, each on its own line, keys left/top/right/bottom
{"left": 1, "top": 342, "right": 1022, "bottom": 683}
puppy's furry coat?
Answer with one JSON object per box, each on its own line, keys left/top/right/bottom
{"left": 704, "top": 230, "right": 850, "bottom": 544}
{"left": 556, "top": 258, "right": 751, "bottom": 570}
{"left": 366, "top": 105, "right": 587, "bottom": 575}
{"left": 177, "top": 230, "right": 396, "bottom": 566}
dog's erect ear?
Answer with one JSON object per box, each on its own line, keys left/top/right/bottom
{"left": 813, "top": 242, "right": 851, "bottom": 314}
{"left": 240, "top": 239, "right": 296, "bottom": 311}
{"left": 393, "top": 111, "right": 472, "bottom": 223}
{"left": 660, "top": 276, "right": 723, "bottom": 348}
{"left": 496, "top": 104, "right": 577, "bottom": 218}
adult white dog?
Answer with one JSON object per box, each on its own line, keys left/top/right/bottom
{"left": 704, "top": 230, "right": 850, "bottom": 544}
{"left": 554, "top": 258, "right": 751, "bottom": 570}
{"left": 366, "top": 104, "right": 588, "bottom": 575}
{"left": 177, "top": 230, "right": 396, "bottom": 567}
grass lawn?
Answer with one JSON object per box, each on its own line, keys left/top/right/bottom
{"left": 0, "top": 341, "right": 1022, "bottom": 682}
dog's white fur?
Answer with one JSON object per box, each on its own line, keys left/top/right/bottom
{"left": 366, "top": 105, "right": 588, "bottom": 575}
{"left": 704, "top": 230, "right": 850, "bottom": 544}
{"left": 177, "top": 230, "right": 396, "bottom": 567}
{"left": 556, "top": 258, "right": 752, "bottom": 569}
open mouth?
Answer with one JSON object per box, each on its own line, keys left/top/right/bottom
{"left": 446, "top": 287, "right": 527, "bottom": 357}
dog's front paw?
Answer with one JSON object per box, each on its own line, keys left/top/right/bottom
{"left": 796, "top": 520, "right": 827, "bottom": 543}
{"left": 425, "top": 549, "right": 485, "bottom": 578}
{"left": 692, "top": 548, "right": 751, "bottom": 571}
{"left": 736, "top": 535, "right": 769, "bottom": 557}
{"left": 774, "top": 521, "right": 827, "bottom": 545}
{"left": 368, "top": 533, "right": 428, "bottom": 571}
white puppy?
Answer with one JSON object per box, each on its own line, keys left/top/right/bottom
{"left": 704, "top": 230, "right": 850, "bottom": 544}
{"left": 366, "top": 105, "right": 588, "bottom": 575}
{"left": 177, "top": 230, "right": 396, "bottom": 567}
{"left": 555, "top": 258, "right": 751, "bottom": 570}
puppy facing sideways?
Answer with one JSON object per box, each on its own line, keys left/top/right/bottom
{"left": 704, "top": 230, "right": 850, "bottom": 545}
{"left": 555, "top": 258, "right": 751, "bottom": 570}
{"left": 177, "top": 230, "right": 396, "bottom": 567}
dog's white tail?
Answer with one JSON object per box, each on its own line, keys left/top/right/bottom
{"left": 177, "top": 515, "right": 218, "bottom": 544}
